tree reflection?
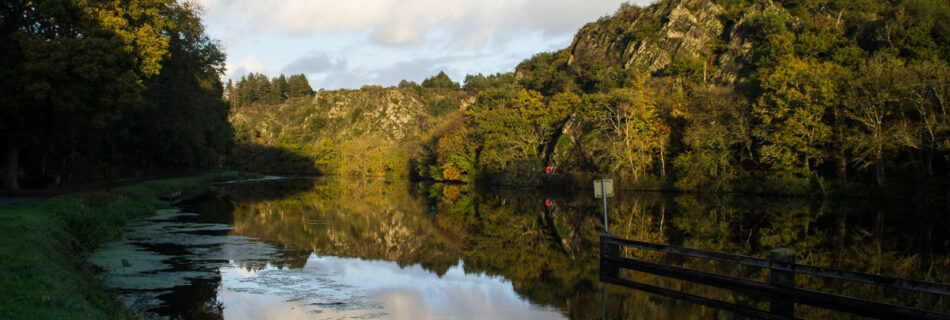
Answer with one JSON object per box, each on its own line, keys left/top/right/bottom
{"left": 207, "top": 178, "right": 949, "bottom": 319}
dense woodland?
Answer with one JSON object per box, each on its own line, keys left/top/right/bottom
{"left": 226, "top": 73, "right": 313, "bottom": 108}
{"left": 230, "top": 0, "right": 950, "bottom": 198}
{"left": 0, "top": 0, "right": 231, "bottom": 189}
{"left": 4, "top": 0, "right": 950, "bottom": 199}
{"left": 440, "top": 0, "right": 950, "bottom": 196}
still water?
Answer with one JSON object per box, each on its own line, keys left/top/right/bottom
{"left": 90, "top": 177, "right": 950, "bottom": 319}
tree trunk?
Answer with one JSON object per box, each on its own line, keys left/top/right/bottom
{"left": 838, "top": 155, "right": 848, "bottom": 184}
{"left": 659, "top": 148, "right": 666, "bottom": 177}
{"left": 926, "top": 142, "right": 935, "bottom": 176}
{"left": 3, "top": 132, "right": 20, "bottom": 189}
{"left": 875, "top": 152, "right": 884, "bottom": 187}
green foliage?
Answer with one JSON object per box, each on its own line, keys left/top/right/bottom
{"left": 426, "top": 97, "right": 460, "bottom": 116}
{"left": 132, "top": 2, "right": 231, "bottom": 170}
{"left": 287, "top": 74, "right": 314, "bottom": 97}
{"left": 586, "top": 85, "right": 669, "bottom": 180}
{"left": 469, "top": 88, "right": 570, "bottom": 177}
{"left": 0, "top": 0, "right": 231, "bottom": 189}
{"left": 229, "top": 0, "right": 950, "bottom": 196}
{"left": 675, "top": 86, "right": 752, "bottom": 191}
{"left": 229, "top": 72, "right": 313, "bottom": 108}
{"left": 746, "top": 9, "right": 796, "bottom": 71}
{"left": 842, "top": 54, "right": 915, "bottom": 186}
{"left": 664, "top": 55, "right": 711, "bottom": 85}
{"left": 554, "top": 134, "right": 574, "bottom": 160}
{"left": 231, "top": 82, "right": 469, "bottom": 178}
{"left": 0, "top": 172, "right": 235, "bottom": 319}
{"left": 866, "top": 0, "right": 950, "bottom": 61}
{"left": 753, "top": 58, "right": 841, "bottom": 182}
{"left": 463, "top": 73, "right": 516, "bottom": 93}
{"left": 515, "top": 51, "right": 577, "bottom": 96}
{"left": 421, "top": 71, "right": 460, "bottom": 90}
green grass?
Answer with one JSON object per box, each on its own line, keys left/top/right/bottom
{"left": 0, "top": 171, "right": 239, "bottom": 319}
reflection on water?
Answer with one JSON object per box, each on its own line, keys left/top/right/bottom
{"left": 91, "top": 177, "right": 950, "bottom": 319}
{"left": 220, "top": 257, "right": 563, "bottom": 320}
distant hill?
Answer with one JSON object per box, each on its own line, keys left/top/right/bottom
{"left": 231, "top": 0, "right": 950, "bottom": 196}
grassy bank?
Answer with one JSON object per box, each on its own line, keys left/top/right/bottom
{"left": 0, "top": 171, "right": 240, "bottom": 319}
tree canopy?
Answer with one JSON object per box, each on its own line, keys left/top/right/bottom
{"left": 1, "top": 0, "right": 231, "bottom": 189}
{"left": 227, "top": 73, "right": 314, "bottom": 108}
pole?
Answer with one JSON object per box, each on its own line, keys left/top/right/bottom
{"left": 769, "top": 248, "right": 796, "bottom": 317}
{"left": 602, "top": 179, "right": 608, "bottom": 232}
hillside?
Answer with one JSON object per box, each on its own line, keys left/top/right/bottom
{"left": 231, "top": 0, "right": 950, "bottom": 196}
{"left": 229, "top": 80, "right": 472, "bottom": 177}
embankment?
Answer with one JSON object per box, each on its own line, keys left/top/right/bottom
{"left": 0, "top": 172, "right": 240, "bottom": 319}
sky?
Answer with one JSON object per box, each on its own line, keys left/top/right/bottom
{"left": 195, "top": 0, "right": 655, "bottom": 90}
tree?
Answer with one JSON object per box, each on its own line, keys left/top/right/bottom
{"left": 1, "top": 0, "right": 173, "bottom": 188}
{"left": 274, "top": 75, "right": 289, "bottom": 100}
{"left": 675, "top": 86, "right": 753, "bottom": 191}
{"left": 463, "top": 74, "right": 490, "bottom": 93}
{"left": 469, "top": 88, "right": 570, "bottom": 172}
{"left": 905, "top": 61, "right": 950, "bottom": 176}
{"left": 422, "top": 71, "right": 460, "bottom": 90}
{"left": 844, "top": 54, "right": 913, "bottom": 186}
{"left": 128, "top": 0, "right": 231, "bottom": 170}
{"left": 288, "top": 74, "right": 313, "bottom": 98}
{"left": 753, "top": 58, "right": 841, "bottom": 181}
{"left": 664, "top": 55, "right": 711, "bottom": 86}
{"left": 746, "top": 10, "right": 795, "bottom": 72}
{"left": 589, "top": 86, "right": 668, "bottom": 180}
{"left": 515, "top": 51, "right": 577, "bottom": 96}
{"left": 433, "top": 122, "right": 476, "bottom": 182}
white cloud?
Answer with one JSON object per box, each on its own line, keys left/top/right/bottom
{"left": 311, "top": 54, "right": 477, "bottom": 89}
{"left": 226, "top": 55, "right": 270, "bottom": 79}
{"left": 281, "top": 52, "right": 332, "bottom": 75}
{"left": 201, "top": 0, "right": 659, "bottom": 89}
{"left": 196, "top": 0, "right": 653, "bottom": 46}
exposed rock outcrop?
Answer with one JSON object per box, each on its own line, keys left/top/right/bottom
{"left": 567, "top": 0, "right": 724, "bottom": 74}
{"left": 623, "top": 0, "right": 724, "bottom": 72}
{"left": 564, "top": 0, "right": 783, "bottom": 82}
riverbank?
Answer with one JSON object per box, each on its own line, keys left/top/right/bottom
{"left": 0, "top": 171, "right": 241, "bottom": 319}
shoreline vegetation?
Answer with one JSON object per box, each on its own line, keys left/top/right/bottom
{"left": 2, "top": 0, "right": 949, "bottom": 317}
{"left": 3, "top": 0, "right": 948, "bottom": 199}
{"left": 228, "top": 0, "right": 950, "bottom": 200}
{"left": 0, "top": 172, "right": 239, "bottom": 319}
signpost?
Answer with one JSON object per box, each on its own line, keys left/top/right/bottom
{"left": 594, "top": 179, "right": 613, "bottom": 232}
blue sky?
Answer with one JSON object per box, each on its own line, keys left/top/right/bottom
{"left": 195, "top": 0, "right": 655, "bottom": 90}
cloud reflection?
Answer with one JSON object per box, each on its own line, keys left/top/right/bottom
{"left": 219, "top": 255, "right": 566, "bottom": 319}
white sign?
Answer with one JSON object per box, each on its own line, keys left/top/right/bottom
{"left": 594, "top": 179, "right": 614, "bottom": 198}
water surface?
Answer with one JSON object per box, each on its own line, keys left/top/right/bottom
{"left": 91, "top": 177, "right": 950, "bottom": 319}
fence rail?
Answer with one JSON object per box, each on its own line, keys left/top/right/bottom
{"left": 600, "top": 233, "right": 950, "bottom": 320}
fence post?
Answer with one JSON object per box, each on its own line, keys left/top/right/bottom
{"left": 600, "top": 234, "right": 620, "bottom": 281}
{"left": 769, "top": 248, "right": 796, "bottom": 317}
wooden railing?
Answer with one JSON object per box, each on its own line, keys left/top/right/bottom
{"left": 600, "top": 233, "right": 950, "bottom": 320}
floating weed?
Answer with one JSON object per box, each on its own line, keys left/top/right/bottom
{"left": 0, "top": 172, "right": 237, "bottom": 319}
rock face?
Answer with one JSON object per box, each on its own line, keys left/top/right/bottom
{"left": 314, "top": 87, "right": 427, "bottom": 141}
{"left": 565, "top": 0, "right": 772, "bottom": 82}
{"left": 715, "top": 2, "right": 778, "bottom": 83}
{"left": 624, "top": 0, "right": 724, "bottom": 72}
{"left": 546, "top": 115, "right": 582, "bottom": 173}
{"left": 231, "top": 86, "right": 469, "bottom": 146}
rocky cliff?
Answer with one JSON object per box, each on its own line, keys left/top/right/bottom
{"left": 565, "top": 0, "right": 778, "bottom": 82}
{"left": 231, "top": 86, "right": 470, "bottom": 144}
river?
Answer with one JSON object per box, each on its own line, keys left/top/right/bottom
{"left": 89, "top": 177, "right": 950, "bottom": 319}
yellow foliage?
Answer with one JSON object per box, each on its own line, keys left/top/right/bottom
{"left": 441, "top": 164, "right": 462, "bottom": 181}
{"left": 441, "top": 185, "right": 461, "bottom": 201}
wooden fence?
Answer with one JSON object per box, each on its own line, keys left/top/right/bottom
{"left": 600, "top": 233, "right": 950, "bottom": 320}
